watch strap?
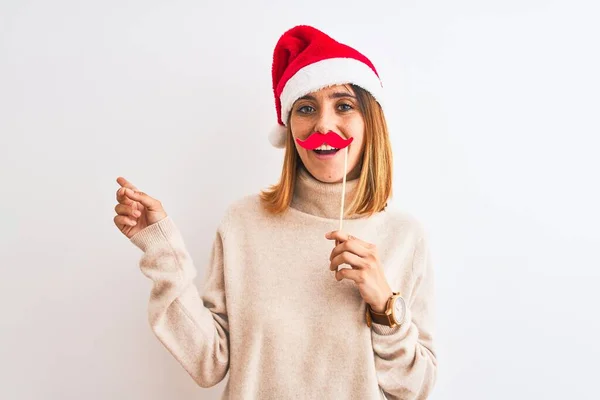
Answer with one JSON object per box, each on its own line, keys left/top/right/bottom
{"left": 365, "top": 292, "right": 401, "bottom": 327}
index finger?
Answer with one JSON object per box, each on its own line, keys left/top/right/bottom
{"left": 116, "top": 186, "right": 134, "bottom": 205}
{"left": 326, "top": 230, "right": 371, "bottom": 248}
{"left": 325, "top": 230, "right": 351, "bottom": 245}
{"left": 116, "top": 176, "right": 138, "bottom": 191}
{"left": 116, "top": 177, "right": 138, "bottom": 204}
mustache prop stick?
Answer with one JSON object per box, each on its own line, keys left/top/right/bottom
{"left": 296, "top": 131, "right": 354, "bottom": 233}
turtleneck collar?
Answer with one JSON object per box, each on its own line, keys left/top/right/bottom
{"left": 290, "top": 164, "right": 363, "bottom": 220}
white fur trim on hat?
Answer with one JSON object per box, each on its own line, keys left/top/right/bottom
{"left": 279, "top": 57, "right": 384, "bottom": 127}
{"left": 268, "top": 124, "right": 287, "bottom": 148}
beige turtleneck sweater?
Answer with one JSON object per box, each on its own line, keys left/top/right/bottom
{"left": 130, "top": 165, "right": 437, "bottom": 399}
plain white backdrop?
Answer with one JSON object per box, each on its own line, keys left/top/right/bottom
{"left": 1, "top": 0, "right": 599, "bottom": 399}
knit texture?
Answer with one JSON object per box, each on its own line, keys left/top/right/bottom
{"left": 130, "top": 165, "right": 437, "bottom": 399}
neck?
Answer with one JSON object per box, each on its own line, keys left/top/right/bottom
{"left": 290, "top": 164, "right": 362, "bottom": 220}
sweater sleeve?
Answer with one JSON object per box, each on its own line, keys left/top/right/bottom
{"left": 129, "top": 215, "right": 230, "bottom": 388}
{"left": 370, "top": 235, "right": 438, "bottom": 400}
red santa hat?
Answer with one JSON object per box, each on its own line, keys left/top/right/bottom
{"left": 269, "top": 25, "right": 385, "bottom": 148}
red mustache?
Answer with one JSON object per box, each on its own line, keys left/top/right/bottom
{"left": 295, "top": 131, "right": 354, "bottom": 150}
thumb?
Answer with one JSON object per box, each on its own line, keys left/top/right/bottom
{"left": 125, "top": 188, "right": 161, "bottom": 210}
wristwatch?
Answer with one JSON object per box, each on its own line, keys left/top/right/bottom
{"left": 366, "top": 292, "right": 406, "bottom": 328}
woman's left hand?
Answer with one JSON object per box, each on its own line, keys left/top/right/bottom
{"left": 325, "top": 230, "right": 393, "bottom": 313}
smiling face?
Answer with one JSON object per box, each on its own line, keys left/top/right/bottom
{"left": 289, "top": 84, "right": 365, "bottom": 183}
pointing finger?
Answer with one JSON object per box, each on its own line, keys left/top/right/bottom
{"left": 116, "top": 177, "right": 139, "bottom": 204}
{"left": 116, "top": 186, "right": 134, "bottom": 205}
{"left": 125, "top": 189, "right": 162, "bottom": 211}
{"left": 326, "top": 230, "right": 373, "bottom": 249}
{"left": 116, "top": 176, "right": 139, "bottom": 191}
{"left": 325, "top": 230, "right": 351, "bottom": 244}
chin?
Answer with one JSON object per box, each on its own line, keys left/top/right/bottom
{"left": 302, "top": 156, "right": 357, "bottom": 183}
{"left": 318, "top": 175, "right": 342, "bottom": 183}
{"left": 310, "top": 168, "right": 345, "bottom": 183}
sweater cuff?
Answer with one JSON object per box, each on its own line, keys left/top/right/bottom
{"left": 129, "top": 216, "right": 181, "bottom": 252}
{"left": 370, "top": 308, "right": 412, "bottom": 336}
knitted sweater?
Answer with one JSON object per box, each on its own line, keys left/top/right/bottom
{"left": 130, "top": 165, "right": 438, "bottom": 399}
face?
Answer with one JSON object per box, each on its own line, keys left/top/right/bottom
{"left": 289, "top": 84, "right": 365, "bottom": 183}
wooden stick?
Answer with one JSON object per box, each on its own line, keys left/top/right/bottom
{"left": 339, "top": 146, "right": 348, "bottom": 232}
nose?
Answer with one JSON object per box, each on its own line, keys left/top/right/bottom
{"left": 314, "top": 107, "right": 337, "bottom": 134}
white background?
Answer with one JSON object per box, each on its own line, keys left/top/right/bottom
{"left": 1, "top": 0, "right": 599, "bottom": 399}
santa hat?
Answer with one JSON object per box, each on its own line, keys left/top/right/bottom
{"left": 269, "top": 25, "right": 385, "bottom": 148}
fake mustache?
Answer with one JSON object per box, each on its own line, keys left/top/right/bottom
{"left": 295, "top": 131, "right": 354, "bottom": 150}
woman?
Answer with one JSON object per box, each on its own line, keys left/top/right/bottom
{"left": 114, "top": 25, "right": 437, "bottom": 400}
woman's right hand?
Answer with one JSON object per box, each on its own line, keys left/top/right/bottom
{"left": 114, "top": 176, "right": 168, "bottom": 239}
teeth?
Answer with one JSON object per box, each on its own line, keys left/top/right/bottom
{"left": 315, "top": 144, "right": 338, "bottom": 151}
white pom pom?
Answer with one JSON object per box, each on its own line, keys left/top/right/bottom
{"left": 268, "top": 124, "right": 288, "bottom": 148}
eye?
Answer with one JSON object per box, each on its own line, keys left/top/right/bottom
{"left": 297, "top": 105, "right": 315, "bottom": 114}
{"left": 338, "top": 103, "right": 353, "bottom": 111}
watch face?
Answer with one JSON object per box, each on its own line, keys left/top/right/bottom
{"left": 392, "top": 296, "right": 406, "bottom": 324}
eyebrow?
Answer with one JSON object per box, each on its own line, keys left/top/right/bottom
{"left": 298, "top": 92, "right": 357, "bottom": 101}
